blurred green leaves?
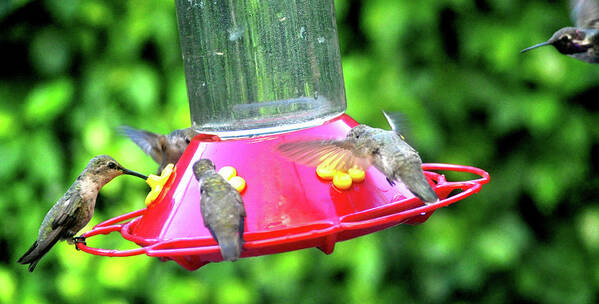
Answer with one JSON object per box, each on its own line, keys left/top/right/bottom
{"left": 30, "top": 28, "right": 71, "bottom": 75}
{"left": 578, "top": 207, "right": 599, "bottom": 252}
{"left": 28, "top": 131, "right": 64, "bottom": 185}
{"left": 24, "top": 78, "right": 74, "bottom": 124}
{"left": 0, "top": 0, "right": 31, "bottom": 19}
{"left": 0, "top": 267, "right": 16, "bottom": 303}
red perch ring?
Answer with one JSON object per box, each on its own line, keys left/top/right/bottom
{"left": 77, "top": 114, "right": 490, "bottom": 271}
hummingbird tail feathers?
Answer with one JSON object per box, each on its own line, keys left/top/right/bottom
{"left": 206, "top": 226, "right": 242, "bottom": 261}
{"left": 413, "top": 185, "right": 439, "bottom": 205}
{"left": 218, "top": 237, "right": 243, "bottom": 261}
{"left": 17, "top": 240, "right": 50, "bottom": 272}
{"left": 18, "top": 230, "right": 62, "bottom": 272}
{"left": 17, "top": 241, "right": 38, "bottom": 264}
{"left": 27, "top": 259, "right": 40, "bottom": 272}
{"left": 405, "top": 176, "right": 439, "bottom": 204}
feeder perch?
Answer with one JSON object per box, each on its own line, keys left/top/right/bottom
{"left": 77, "top": 0, "right": 490, "bottom": 270}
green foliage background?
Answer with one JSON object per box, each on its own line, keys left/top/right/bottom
{"left": 1, "top": 0, "right": 598, "bottom": 303}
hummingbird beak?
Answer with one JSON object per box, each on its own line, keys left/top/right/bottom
{"left": 520, "top": 41, "right": 552, "bottom": 53}
{"left": 121, "top": 168, "right": 148, "bottom": 180}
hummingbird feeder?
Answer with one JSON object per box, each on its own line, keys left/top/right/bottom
{"left": 77, "top": 0, "right": 490, "bottom": 270}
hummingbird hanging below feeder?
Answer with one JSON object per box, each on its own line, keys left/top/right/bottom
{"left": 520, "top": 0, "right": 599, "bottom": 63}
{"left": 192, "top": 159, "right": 246, "bottom": 261}
{"left": 119, "top": 126, "right": 198, "bottom": 174}
{"left": 18, "top": 155, "right": 148, "bottom": 272}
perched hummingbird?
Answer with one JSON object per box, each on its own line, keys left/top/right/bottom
{"left": 520, "top": 0, "right": 599, "bottom": 63}
{"left": 119, "top": 126, "right": 198, "bottom": 173}
{"left": 18, "top": 155, "right": 148, "bottom": 272}
{"left": 277, "top": 111, "right": 439, "bottom": 204}
{"left": 192, "top": 159, "right": 246, "bottom": 261}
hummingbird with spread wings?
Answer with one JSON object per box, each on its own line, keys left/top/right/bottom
{"left": 120, "top": 126, "right": 198, "bottom": 174}
{"left": 277, "top": 111, "right": 438, "bottom": 204}
{"left": 521, "top": 0, "right": 599, "bottom": 63}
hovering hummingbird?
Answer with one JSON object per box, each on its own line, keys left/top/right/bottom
{"left": 277, "top": 111, "right": 438, "bottom": 204}
{"left": 18, "top": 155, "right": 148, "bottom": 272}
{"left": 520, "top": 0, "right": 599, "bottom": 63}
{"left": 120, "top": 126, "right": 198, "bottom": 173}
{"left": 192, "top": 159, "right": 246, "bottom": 261}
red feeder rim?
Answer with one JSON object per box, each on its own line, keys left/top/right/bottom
{"left": 77, "top": 115, "right": 490, "bottom": 270}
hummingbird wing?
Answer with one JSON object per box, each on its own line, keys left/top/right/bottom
{"left": 277, "top": 139, "right": 371, "bottom": 171}
{"left": 571, "top": 0, "right": 599, "bottom": 29}
{"left": 51, "top": 195, "right": 84, "bottom": 229}
{"left": 118, "top": 126, "right": 166, "bottom": 165}
{"left": 382, "top": 110, "right": 411, "bottom": 140}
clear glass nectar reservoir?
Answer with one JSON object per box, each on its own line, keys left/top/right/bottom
{"left": 175, "top": 0, "right": 347, "bottom": 137}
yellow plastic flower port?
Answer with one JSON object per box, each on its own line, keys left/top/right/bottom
{"left": 348, "top": 167, "right": 365, "bottom": 183}
{"left": 228, "top": 176, "right": 246, "bottom": 192}
{"left": 316, "top": 164, "right": 337, "bottom": 180}
{"left": 218, "top": 166, "right": 237, "bottom": 181}
{"left": 216, "top": 165, "right": 246, "bottom": 193}
{"left": 145, "top": 163, "right": 175, "bottom": 206}
{"left": 316, "top": 164, "right": 366, "bottom": 190}
{"left": 333, "top": 172, "right": 353, "bottom": 190}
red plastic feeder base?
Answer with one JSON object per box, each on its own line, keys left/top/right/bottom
{"left": 78, "top": 114, "right": 490, "bottom": 271}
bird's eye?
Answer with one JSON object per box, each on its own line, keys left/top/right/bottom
{"left": 185, "top": 138, "right": 191, "bottom": 144}
{"left": 108, "top": 162, "right": 117, "bottom": 169}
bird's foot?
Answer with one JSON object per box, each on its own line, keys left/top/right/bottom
{"left": 73, "top": 236, "right": 87, "bottom": 250}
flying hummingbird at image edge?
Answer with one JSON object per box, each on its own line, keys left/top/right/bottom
{"left": 18, "top": 155, "right": 148, "bottom": 272}
{"left": 277, "top": 111, "right": 439, "bottom": 204}
{"left": 119, "top": 126, "right": 198, "bottom": 174}
{"left": 520, "top": 0, "right": 599, "bottom": 63}
{"left": 192, "top": 159, "right": 246, "bottom": 261}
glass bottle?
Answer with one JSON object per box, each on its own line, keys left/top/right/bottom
{"left": 175, "top": 0, "right": 347, "bottom": 137}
